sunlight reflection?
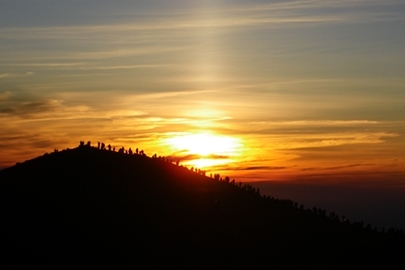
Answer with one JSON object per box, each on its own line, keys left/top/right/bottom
{"left": 181, "top": 158, "right": 232, "bottom": 169}
{"left": 165, "top": 132, "right": 241, "bottom": 156}
{"left": 163, "top": 132, "right": 242, "bottom": 169}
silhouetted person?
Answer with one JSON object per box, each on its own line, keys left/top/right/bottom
{"left": 108, "top": 144, "right": 111, "bottom": 151}
{"left": 128, "top": 148, "right": 133, "bottom": 155}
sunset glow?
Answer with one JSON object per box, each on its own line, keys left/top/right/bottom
{"left": 182, "top": 158, "right": 233, "bottom": 170}
{"left": 165, "top": 133, "right": 241, "bottom": 157}
{"left": 0, "top": 0, "right": 404, "bottom": 186}
{"left": 162, "top": 132, "right": 242, "bottom": 169}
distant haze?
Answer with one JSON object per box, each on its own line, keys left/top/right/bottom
{"left": 252, "top": 180, "right": 405, "bottom": 230}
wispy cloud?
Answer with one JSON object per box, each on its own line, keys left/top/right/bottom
{"left": 7, "top": 63, "right": 166, "bottom": 71}
{"left": 249, "top": 120, "right": 379, "bottom": 126}
{"left": 8, "top": 63, "right": 86, "bottom": 68}
{"left": 166, "top": 153, "right": 229, "bottom": 162}
{"left": 301, "top": 163, "right": 374, "bottom": 172}
{"left": 0, "top": 72, "right": 33, "bottom": 78}
{"left": 230, "top": 166, "right": 287, "bottom": 171}
{"left": 1, "top": 0, "right": 402, "bottom": 38}
{"left": 0, "top": 98, "right": 93, "bottom": 121}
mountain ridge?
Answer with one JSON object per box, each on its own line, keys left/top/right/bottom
{"left": 1, "top": 144, "right": 404, "bottom": 268}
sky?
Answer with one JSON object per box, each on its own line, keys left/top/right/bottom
{"left": 1, "top": 0, "right": 404, "bottom": 190}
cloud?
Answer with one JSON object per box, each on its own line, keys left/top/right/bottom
{"left": 79, "top": 64, "right": 166, "bottom": 71}
{"left": 132, "top": 89, "right": 215, "bottom": 100}
{"left": 280, "top": 132, "right": 399, "bottom": 150}
{"left": 0, "top": 93, "right": 99, "bottom": 124}
{"left": 301, "top": 163, "right": 374, "bottom": 172}
{"left": 232, "top": 119, "right": 400, "bottom": 150}
{"left": 9, "top": 63, "right": 86, "bottom": 68}
{"left": 0, "top": 72, "right": 34, "bottom": 78}
{"left": 0, "top": 99, "right": 90, "bottom": 121}
{"left": 0, "top": 132, "right": 62, "bottom": 150}
{"left": 249, "top": 120, "right": 379, "bottom": 127}
{"left": 231, "top": 166, "right": 287, "bottom": 171}
{"left": 0, "top": 100, "right": 60, "bottom": 116}
{"left": 1, "top": 0, "right": 402, "bottom": 40}
{"left": 166, "top": 153, "right": 230, "bottom": 162}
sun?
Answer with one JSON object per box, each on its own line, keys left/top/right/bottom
{"left": 163, "top": 132, "right": 242, "bottom": 169}
{"left": 165, "top": 132, "right": 240, "bottom": 156}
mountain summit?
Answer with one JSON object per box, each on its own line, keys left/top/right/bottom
{"left": 1, "top": 145, "right": 404, "bottom": 268}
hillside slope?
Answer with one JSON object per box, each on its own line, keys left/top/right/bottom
{"left": 0, "top": 146, "right": 404, "bottom": 268}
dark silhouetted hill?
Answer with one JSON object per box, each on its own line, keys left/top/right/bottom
{"left": 1, "top": 146, "right": 404, "bottom": 269}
